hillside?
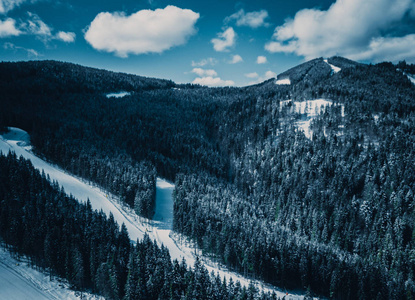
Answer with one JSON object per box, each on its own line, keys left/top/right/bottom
{"left": 1, "top": 57, "right": 415, "bottom": 299}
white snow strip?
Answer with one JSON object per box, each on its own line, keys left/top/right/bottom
{"left": 406, "top": 73, "right": 415, "bottom": 85}
{"left": 324, "top": 59, "right": 341, "bottom": 74}
{"left": 106, "top": 91, "right": 130, "bottom": 98}
{"left": 0, "top": 248, "right": 101, "bottom": 300}
{"left": 275, "top": 78, "right": 291, "bottom": 85}
{"left": 0, "top": 128, "right": 311, "bottom": 299}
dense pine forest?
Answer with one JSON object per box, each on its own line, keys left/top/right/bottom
{"left": 1, "top": 57, "right": 415, "bottom": 299}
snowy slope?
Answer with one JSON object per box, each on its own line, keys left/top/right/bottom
{"left": 324, "top": 59, "right": 341, "bottom": 74}
{"left": 0, "top": 248, "right": 101, "bottom": 300}
{"left": 0, "top": 128, "right": 308, "bottom": 299}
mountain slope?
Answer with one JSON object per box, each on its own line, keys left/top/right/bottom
{"left": 1, "top": 57, "right": 415, "bottom": 299}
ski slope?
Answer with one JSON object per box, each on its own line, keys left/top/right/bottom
{"left": 0, "top": 127, "right": 309, "bottom": 299}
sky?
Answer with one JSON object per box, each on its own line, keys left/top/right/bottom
{"left": 1, "top": 0, "right": 415, "bottom": 87}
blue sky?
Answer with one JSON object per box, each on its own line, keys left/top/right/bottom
{"left": 1, "top": 0, "right": 415, "bottom": 86}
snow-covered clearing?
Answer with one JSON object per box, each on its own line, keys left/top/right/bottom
{"left": 276, "top": 77, "right": 291, "bottom": 85}
{"left": 0, "top": 127, "right": 310, "bottom": 299}
{"left": 0, "top": 248, "right": 101, "bottom": 300}
{"left": 324, "top": 59, "right": 341, "bottom": 74}
{"left": 280, "top": 99, "right": 344, "bottom": 139}
{"left": 106, "top": 91, "right": 131, "bottom": 98}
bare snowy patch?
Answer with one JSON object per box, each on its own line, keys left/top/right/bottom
{"left": 106, "top": 91, "right": 131, "bottom": 98}
{"left": 275, "top": 77, "right": 291, "bottom": 85}
{"left": 280, "top": 99, "right": 344, "bottom": 139}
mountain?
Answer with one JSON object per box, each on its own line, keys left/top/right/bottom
{"left": 1, "top": 57, "right": 415, "bottom": 299}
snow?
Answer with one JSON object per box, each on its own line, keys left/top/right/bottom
{"left": 0, "top": 127, "right": 312, "bottom": 299}
{"left": 280, "top": 99, "right": 344, "bottom": 139}
{"left": 0, "top": 248, "right": 101, "bottom": 300}
{"left": 106, "top": 91, "right": 130, "bottom": 98}
{"left": 276, "top": 77, "right": 291, "bottom": 85}
{"left": 406, "top": 73, "right": 415, "bottom": 85}
{"left": 324, "top": 59, "right": 341, "bottom": 74}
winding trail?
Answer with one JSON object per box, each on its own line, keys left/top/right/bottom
{"left": 0, "top": 127, "right": 307, "bottom": 299}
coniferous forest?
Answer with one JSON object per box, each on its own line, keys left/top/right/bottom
{"left": 1, "top": 57, "right": 415, "bottom": 299}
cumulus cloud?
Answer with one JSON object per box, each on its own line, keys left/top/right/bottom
{"left": 256, "top": 55, "right": 267, "bottom": 64}
{"left": 265, "top": 0, "right": 415, "bottom": 62}
{"left": 56, "top": 31, "right": 75, "bottom": 43}
{"left": 225, "top": 9, "right": 270, "bottom": 28}
{"left": 191, "top": 57, "right": 217, "bottom": 67}
{"left": 211, "top": 27, "right": 235, "bottom": 52}
{"left": 192, "top": 76, "right": 235, "bottom": 87}
{"left": 84, "top": 6, "right": 199, "bottom": 57}
{"left": 0, "top": 18, "right": 21, "bottom": 37}
{"left": 191, "top": 68, "right": 218, "bottom": 77}
{"left": 245, "top": 72, "right": 259, "bottom": 78}
{"left": 229, "top": 54, "right": 243, "bottom": 64}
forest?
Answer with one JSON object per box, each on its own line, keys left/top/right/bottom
{"left": 1, "top": 57, "right": 415, "bottom": 299}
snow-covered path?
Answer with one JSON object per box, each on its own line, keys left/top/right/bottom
{"left": 0, "top": 248, "right": 101, "bottom": 300}
{"left": 0, "top": 127, "right": 307, "bottom": 299}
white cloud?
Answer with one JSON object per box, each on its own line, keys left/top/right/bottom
{"left": 192, "top": 76, "right": 235, "bottom": 87}
{"left": 0, "top": 18, "right": 21, "bottom": 37}
{"left": 265, "top": 0, "right": 415, "bottom": 62}
{"left": 245, "top": 72, "right": 259, "bottom": 78}
{"left": 191, "top": 57, "right": 217, "bottom": 67}
{"left": 0, "top": 0, "right": 29, "bottom": 14}
{"left": 248, "top": 70, "right": 276, "bottom": 85}
{"left": 211, "top": 27, "right": 236, "bottom": 52}
{"left": 256, "top": 55, "right": 267, "bottom": 64}
{"left": 56, "top": 31, "right": 75, "bottom": 43}
{"left": 191, "top": 68, "right": 218, "bottom": 77}
{"left": 225, "top": 9, "right": 270, "bottom": 28}
{"left": 4, "top": 41, "right": 39, "bottom": 57}
{"left": 229, "top": 54, "right": 243, "bottom": 64}
{"left": 26, "top": 12, "right": 51, "bottom": 37}
{"left": 84, "top": 6, "right": 200, "bottom": 57}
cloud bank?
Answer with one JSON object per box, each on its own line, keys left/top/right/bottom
{"left": 192, "top": 76, "right": 235, "bottom": 87}
{"left": 84, "top": 6, "right": 199, "bottom": 57}
{"left": 265, "top": 0, "right": 415, "bottom": 62}
{"left": 225, "top": 9, "right": 270, "bottom": 28}
{"left": 191, "top": 68, "right": 217, "bottom": 77}
{"left": 211, "top": 27, "right": 235, "bottom": 52}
